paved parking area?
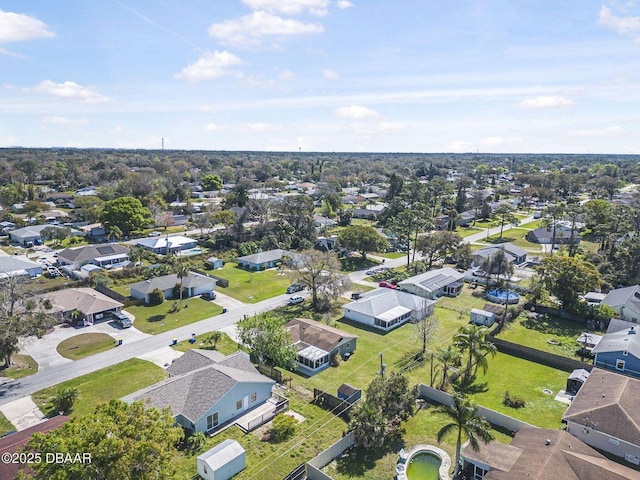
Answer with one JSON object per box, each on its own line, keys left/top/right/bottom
{"left": 0, "top": 396, "right": 45, "bottom": 431}
{"left": 136, "top": 346, "right": 183, "bottom": 368}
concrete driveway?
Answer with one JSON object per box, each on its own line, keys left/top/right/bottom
{"left": 0, "top": 396, "right": 45, "bottom": 431}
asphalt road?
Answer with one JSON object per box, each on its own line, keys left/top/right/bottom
{"left": 0, "top": 216, "right": 532, "bottom": 406}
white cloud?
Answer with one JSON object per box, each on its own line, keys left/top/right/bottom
{"left": 323, "top": 68, "right": 339, "bottom": 80}
{"left": 480, "top": 136, "right": 522, "bottom": 147}
{"left": 42, "top": 116, "right": 89, "bottom": 127}
{"left": 242, "top": 0, "right": 329, "bottom": 16}
{"left": 209, "top": 11, "right": 324, "bottom": 49}
{"left": 175, "top": 50, "right": 242, "bottom": 83}
{"left": 278, "top": 70, "right": 295, "bottom": 80}
{"left": 0, "top": 134, "right": 19, "bottom": 147}
{"left": 30, "top": 80, "right": 109, "bottom": 104}
{"left": 518, "top": 95, "right": 575, "bottom": 109}
{"left": 598, "top": 5, "right": 640, "bottom": 40}
{"left": 568, "top": 126, "right": 624, "bottom": 137}
{"left": 0, "top": 9, "right": 54, "bottom": 43}
{"left": 450, "top": 140, "right": 473, "bottom": 153}
{"left": 335, "top": 104, "right": 380, "bottom": 119}
{"left": 336, "top": 0, "right": 354, "bottom": 9}
{"left": 204, "top": 123, "right": 220, "bottom": 131}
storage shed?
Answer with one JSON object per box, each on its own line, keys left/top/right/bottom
{"left": 566, "top": 368, "right": 590, "bottom": 396}
{"left": 469, "top": 308, "right": 496, "bottom": 327}
{"left": 206, "top": 257, "right": 223, "bottom": 269}
{"left": 197, "top": 439, "right": 246, "bottom": 480}
{"left": 337, "top": 383, "right": 361, "bottom": 404}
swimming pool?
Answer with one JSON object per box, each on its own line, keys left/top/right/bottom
{"left": 486, "top": 289, "right": 520, "bottom": 305}
{"left": 180, "top": 247, "right": 204, "bottom": 256}
{"left": 396, "top": 445, "right": 451, "bottom": 480}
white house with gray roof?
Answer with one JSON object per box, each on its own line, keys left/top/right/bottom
{"left": 236, "top": 248, "right": 298, "bottom": 270}
{"left": 124, "top": 350, "right": 275, "bottom": 434}
{"left": 8, "top": 224, "right": 70, "bottom": 246}
{"left": 397, "top": 267, "right": 466, "bottom": 299}
{"left": 0, "top": 255, "right": 43, "bottom": 278}
{"left": 57, "top": 244, "right": 130, "bottom": 270}
{"left": 135, "top": 235, "right": 197, "bottom": 254}
{"left": 472, "top": 242, "right": 527, "bottom": 269}
{"left": 601, "top": 285, "right": 640, "bottom": 322}
{"left": 129, "top": 272, "right": 216, "bottom": 303}
{"left": 343, "top": 288, "right": 434, "bottom": 332}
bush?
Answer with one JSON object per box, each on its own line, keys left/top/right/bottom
{"left": 270, "top": 413, "right": 297, "bottom": 442}
{"left": 148, "top": 288, "right": 164, "bottom": 306}
{"left": 502, "top": 390, "right": 526, "bottom": 409}
{"left": 330, "top": 352, "right": 341, "bottom": 367}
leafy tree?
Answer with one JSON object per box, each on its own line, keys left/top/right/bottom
{"left": 492, "top": 204, "right": 519, "bottom": 239}
{"left": 73, "top": 195, "right": 104, "bottom": 224}
{"left": 453, "top": 325, "right": 496, "bottom": 379}
{"left": 237, "top": 314, "right": 297, "bottom": 369}
{"left": 337, "top": 209, "right": 352, "bottom": 227}
{"left": 535, "top": 256, "right": 601, "bottom": 310}
{"left": 435, "top": 393, "right": 493, "bottom": 475}
{"left": 200, "top": 173, "right": 223, "bottom": 191}
{"left": 276, "top": 195, "right": 316, "bottom": 248}
{"left": 0, "top": 277, "right": 56, "bottom": 366}
{"left": 386, "top": 172, "right": 404, "bottom": 200}
{"left": 24, "top": 399, "right": 184, "bottom": 480}
{"left": 540, "top": 203, "right": 566, "bottom": 256}
{"left": 148, "top": 288, "right": 164, "bottom": 306}
{"left": 185, "top": 431, "right": 206, "bottom": 452}
{"left": 351, "top": 372, "right": 415, "bottom": 451}
{"left": 52, "top": 387, "right": 80, "bottom": 415}
{"left": 100, "top": 196, "right": 152, "bottom": 236}
{"left": 288, "top": 250, "right": 349, "bottom": 311}
{"left": 416, "top": 230, "right": 462, "bottom": 269}
{"left": 0, "top": 184, "right": 23, "bottom": 207}
{"left": 270, "top": 413, "right": 297, "bottom": 442}
{"left": 338, "top": 225, "right": 388, "bottom": 260}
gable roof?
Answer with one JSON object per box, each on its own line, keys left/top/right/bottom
{"left": 135, "top": 235, "right": 196, "bottom": 250}
{"left": 166, "top": 349, "right": 226, "bottom": 377}
{"left": 41, "top": 287, "right": 123, "bottom": 315}
{"left": 236, "top": 248, "right": 292, "bottom": 265}
{"left": 126, "top": 351, "right": 273, "bottom": 423}
{"left": 397, "top": 267, "right": 465, "bottom": 294}
{"left": 474, "top": 242, "right": 527, "bottom": 261}
{"left": 472, "top": 426, "right": 640, "bottom": 480}
{"left": 57, "top": 244, "right": 129, "bottom": 264}
{"left": 0, "top": 255, "right": 42, "bottom": 274}
{"left": 9, "top": 224, "right": 65, "bottom": 239}
{"left": 592, "top": 325, "right": 640, "bottom": 359}
{"left": 344, "top": 288, "right": 432, "bottom": 318}
{"left": 602, "top": 285, "right": 640, "bottom": 314}
{"left": 129, "top": 272, "right": 216, "bottom": 294}
{"left": 285, "top": 318, "right": 357, "bottom": 353}
{"left": 562, "top": 368, "right": 640, "bottom": 446}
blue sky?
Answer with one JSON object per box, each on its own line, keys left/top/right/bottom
{"left": 2, "top": 1, "right": 640, "bottom": 153}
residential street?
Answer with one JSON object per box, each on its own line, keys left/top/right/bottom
{"left": 0, "top": 217, "right": 532, "bottom": 408}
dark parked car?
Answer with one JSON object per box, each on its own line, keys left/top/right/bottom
{"left": 351, "top": 292, "right": 362, "bottom": 300}
{"left": 112, "top": 311, "right": 132, "bottom": 328}
{"left": 286, "top": 283, "right": 304, "bottom": 294}
{"left": 201, "top": 291, "right": 217, "bottom": 300}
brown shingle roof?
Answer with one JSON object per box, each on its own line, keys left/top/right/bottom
{"left": 285, "top": 318, "right": 357, "bottom": 353}
{"left": 41, "top": 287, "right": 123, "bottom": 315}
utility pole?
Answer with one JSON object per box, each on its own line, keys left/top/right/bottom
{"left": 379, "top": 352, "right": 386, "bottom": 379}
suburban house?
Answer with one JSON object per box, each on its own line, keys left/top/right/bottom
{"left": 57, "top": 244, "right": 130, "bottom": 270}
{"left": 397, "top": 267, "right": 466, "bottom": 299}
{"left": 129, "top": 272, "right": 216, "bottom": 303}
{"left": 343, "top": 288, "right": 434, "bottom": 332}
{"left": 284, "top": 318, "right": 357, "bottom": 376}
{"left": 135, "top": 235, "right": 197, "bottom": 254}
{"left": 592, "top": 320, "right": 640, "bottom": 378}
{"left": 8, "top": 225, "right": 68, "bottom": 246}
{"left": 526, "top": 224, "right": 580, "bottom": 244}
{"left": 472, "top": 243, "right": 527, "bottom": 269}
{"left": 236, "top": 248, "right": 295, "bottom": 270}
{"left": 40, "top": 287, "right": 124, "bottom": 326}
{"left": 0, "top": 255, "right": 43, "bottom": 278}
{"left": 77, "top": 223, "right": 107, "bottom": 242}
{"left": 601, "top": 285, "right": 640, "bottom": 322}
{"left": 124, "top": 350, "right": 275, "bottom": 434}
{"left": 352, "top": 205, "right": 385, "bottom": 220}
{"left": 460, "top": 425, "right": 640, "bottom": 479}
{"left": 562, "top": 367, "right": 640, "bottom": 466}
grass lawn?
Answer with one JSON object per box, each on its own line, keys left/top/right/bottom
{"left": 454, "top": 226, "right": 485, "bottom": 238}
{"left": 32, "top": 358, "right": 167, "bottom": 418}
{"left": 126, "top": 296, "right": 223, "bottom": 334}
{"left": 56, "top": 333, "right": 118, "bottom": 360}
{"left": 214, "top": 262, "right": 292, "bottom": 303}
{"left": 0, "top": 412, "right": 15, "bottom": 437}
{"left": 174, "top": 388, "right": 348, "bottom": 480}
{"left": 0, "top": 354, "right": 38, "bottom": 379}
{"left": 473, "top": 352, "right": 569, "bottom": 429}
{"left": 519, "top": 220, "right": 544, "bottom": 229}
{"left": 171, "top": 332, "right": 240, "bottom": 356}
{"left": 378, "top": 251, "right": 405, "bottom": 259}
{"left": 479, "top": 228, "right": 543, "bottom": 252}
{"left": 497, "top": 312, "right": 587, "bottom": 358}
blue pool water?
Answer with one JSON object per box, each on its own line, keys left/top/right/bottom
{"left": 487, "top": 289, "right": 520, "bottom": 304}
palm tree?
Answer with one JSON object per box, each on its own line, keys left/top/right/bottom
{"left": 434, "top": 346, "right": 462, "bottom": 391}
{"left": 436, "top": 393, "right": 494, "bottom": 475}
{"left": 453, "top": 325, "right": 497, "bottom": 379}
{"left": 175, "top": 263, "right": 190, "bottom": 310}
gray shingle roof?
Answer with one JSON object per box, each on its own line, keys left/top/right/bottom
{"left": 397, "top": 267, "right": 465, "bottom": 294}
{"left": 0, "top": 256, "right": 42, "bottom": 274}
{"left": 592, "top": 325, "right": 640, "bottom": 358}
{"left": 236, "top": 249, "right": 291, "bottom": 265}
{"left": 129, "top": 272, "right": 216, "bottom": 294}
{"left": 474, "top": 242, "right": 527, "bottom": 261}
{"left": 166, "top": 349, "right": 225, "bottom": 377}
{"left": 602, "top": 285, "right": 640, "bottom": 314}
{"left": 344, "top": 288, "right": 432, "bottom": 317}
{"left": 58, "top": 244, "right": 129, "bottom": 264}
{"left": 127, "top": 351, "right": 273, "bottom": 423}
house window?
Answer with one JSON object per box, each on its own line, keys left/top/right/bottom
{"left": 206, "top": 412, "right": 218, "bottom": 431}
{"left": 473, "top": 465, "right": 488, "bottom": 479}
{"left": 236, "top": 400, "right": 243, "bottom": 410}
{"left": 616, "top": 359, "right": 625, "bottom": 370}
{"left": 251, "top": 393, "right": 257, "bottom": 402}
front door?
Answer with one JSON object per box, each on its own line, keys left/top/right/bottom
{"left": 243, "top": 395, "right": 249, "bottom": 410}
